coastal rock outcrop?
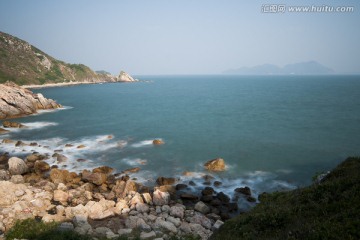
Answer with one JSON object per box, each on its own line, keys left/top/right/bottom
{"left": 0, "top": 81, "right": 62, "bottom": 119}
{"left": 117, "top": 71, "right": 137, "bottom": 82}
{"left": 204, "top": 158, "right": 226, "bottom": 171}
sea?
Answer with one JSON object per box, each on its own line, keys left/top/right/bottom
{"left": 1, "top": 75, "right": 360, "bottom": 208}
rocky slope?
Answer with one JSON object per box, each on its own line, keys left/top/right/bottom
{"left": 0, "top": 31, "right": 135, "bottom": 85}
{"left": 0, "top": 81, "right": 62, "bottom": 119}
{"left": 0, "top": 149, "right": 229, "bottom": 239}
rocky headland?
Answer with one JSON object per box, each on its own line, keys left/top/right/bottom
{"left": 0, "top": 31, "right": 138, "bottom": 87}
{"left": 0, "top": 81, "right": 62, "bottom": 120}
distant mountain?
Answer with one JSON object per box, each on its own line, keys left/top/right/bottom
{"left": 224, "top": 61, "right": 334, "bottom": 75}
{"left": 0, "top": 31, "right": 118, "bottom": 85}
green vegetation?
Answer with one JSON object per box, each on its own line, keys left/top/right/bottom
{"left": 6, "top": 218, "right": 200, "bottom": 240}
{"left": 0, "top": 31, "right": 102, "bottom": 85}
{"left": 5, "top": 219, "right": 90, "bottom": 240}
{"left": 211, "top": 157, "right": 360, "bottom": 240}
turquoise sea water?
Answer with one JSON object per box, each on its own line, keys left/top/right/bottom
{"left": 1, "top": 75, "right": 360, "bottom": 202}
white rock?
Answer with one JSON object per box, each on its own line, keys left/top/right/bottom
{"left": 153, "top": 189, "right": 170, "bottom": 206}
{"left": 212, "top": 219, "right": 224, "bottom": 231}
{"left": 8, "top": 157, "right": 28, "bottom": 175}
{"left": 118, "top": 71, "right": 136, "bottom": 82}
{"left": 87, "top": 199, "right": 115, "bottom": 220}
{"left": 142, "top": 193, "right": 153, "bottom": 204}
{"left": 57, "top": 183, "right": 67, "bottom": 191}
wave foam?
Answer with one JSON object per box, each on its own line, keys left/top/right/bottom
{"left": 0, "top": 134, "right": 121, "bottom": 173}
{"left": 121, "top": 158, "right": 148, "bottom": 166}
{"left": 131, "top": 140, "right": 154, "bottom": 148}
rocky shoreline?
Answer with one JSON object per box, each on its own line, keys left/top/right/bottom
{"left": 0, "top": 81, "right": 62, "bottom": 120}
{"left": 0, "top": 129, "right": 258, "bottom": 239}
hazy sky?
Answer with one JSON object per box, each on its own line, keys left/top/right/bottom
{"left": 0, "top": 0, "right": 359, "bottom": 75}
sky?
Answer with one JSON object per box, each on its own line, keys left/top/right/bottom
{"left": 0, "top": 0, "right": 359, "bottom": 75}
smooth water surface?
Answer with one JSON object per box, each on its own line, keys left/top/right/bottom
{"left": 2, "top": 75, "right": 360, "bottom": 201}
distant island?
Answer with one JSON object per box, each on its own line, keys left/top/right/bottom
{"left": 0, "top": 31, "right": 136, "bottom": 86}
{"left": 223, "top": 61, "right": 334, "bottom": 75}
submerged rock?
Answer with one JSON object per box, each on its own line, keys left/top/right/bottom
{"left": 204, "top": 158, "right": 226, "bottom": 171}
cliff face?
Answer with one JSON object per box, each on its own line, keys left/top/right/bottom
{"left": 0, "top": 81, "right": 62, "bottom": 119}
{"left": 0, "top": 31, "right": 114, "bottom": 85}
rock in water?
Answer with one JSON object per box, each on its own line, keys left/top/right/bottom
{"left": 3, "top": 121, "right": 26, "bottom": 128}
{"left": 8, "top": 157, "right": 28, "bottom": 175}
{"left": 156, "top": 177, "right": 176, "bottom": 185}
{"left": 204, "top": 158, "right": 226, "bottom": 171}
{"left": 0, "top": 128, "right": 9, "bottom": 134}
{"left": 117, "top": 71, "right": 136, "bottom": 82}
{"left": 153, "top": 139, "right": 165, "bottom": 145}
{"left": 0, "top": 81, "right": 62, "bottom": 119}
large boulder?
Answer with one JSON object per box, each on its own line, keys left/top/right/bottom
{"left": 8, "top": 157, "right": 28, "bottom": 175}
{"left": 235, "top": 186, "right": 252, "bottom": 196}
{"left": 194, "top": 201, "right": 210, "bottom": 214}
{"left": 92, "top": 166, "right": 114, "bottom": 175}
{"left": 81, "top": 170, "right": 107, "bottom": 186}
{"left": 26, "top": 153, "right": 46, "bottom": 162}
{"left": 50, "top": 168, "right": 71, "bottom": 184}
{"left": 153, "top": 189, "right": 170, "bottom": 206}
{"left": 156, "top": 177, "right": 176, "bottom": 186}
{"left": 34, "top": 161, "right": 50, "bottom": 173}
{"left": 53, "top": 189, "right": 69, "bottom": 204}
{"left": 204, "top": 158, "right": 226, "bottom": 171}
{"left": 86, "top": 199, "right": 116, "bottom": 220}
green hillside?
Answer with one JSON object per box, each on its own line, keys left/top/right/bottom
{"left": 0, "top": 31, "right": 111, "bottom": 85}
{"left": 211, "top": 157, "right": 360, "bottom": 240}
